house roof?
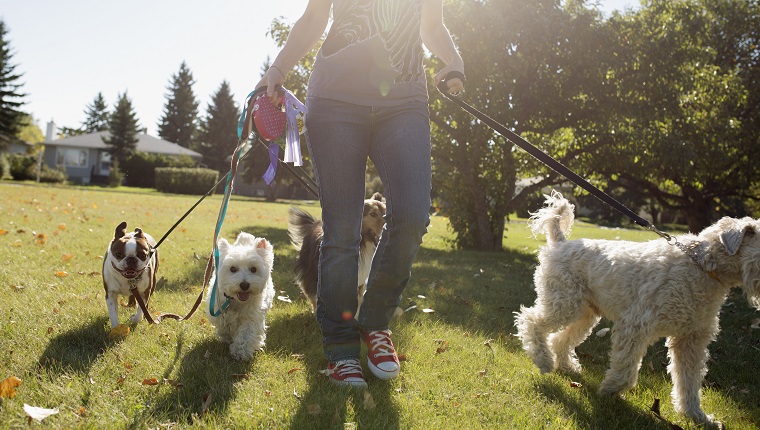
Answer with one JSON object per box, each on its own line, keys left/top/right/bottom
{"left": 44, "top": 131, "right": 202, "bottom": 160}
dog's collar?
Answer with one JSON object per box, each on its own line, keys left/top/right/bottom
{"left": 680, "top": 240, "right": 723, "bottom": 283}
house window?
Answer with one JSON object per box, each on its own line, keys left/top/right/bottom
{"left": 56, "top": 148, "right": 88, "bottom": 167}
{"left": 100, "top": 152, "right": 112, "bottom": 171}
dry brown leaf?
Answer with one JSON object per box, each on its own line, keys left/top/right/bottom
{"left": 200, "top": 393, "right": 212, "bottom": 417}
{"left": 0, "top": 376, "right": 22, "bottom": 398}
{"left": 11, "top": 285, "right": 24, "bottom": 292}
{"left": 264, "top": 390, "right": 272, "bottom": 397}
{"left": 35, "top": 233, "right": 47, "bottom": 245}
{"left": 397, "top": 353, "right": 408, "bottom": 362}
{"left": 288, "top": 368, "right": 302, "bottom": 375}
{"left": 142, "top": 378, "right": 159, "bottom": 386}
{"left": 163, "top": 379, "right": 184, "bottom": 388}
{"left": 47, "top": 327, "right": 54, "bottom": 334}
{"left": 109, "top": 324, "right": 130, "bottom": 339}
{"left": 76, "top": 406, "right": 87, "bottom": 417}
{"left": 123, "top": 362, "right": 133, "bottom": 370}
{"left": 54, "top": 271, "right": 68, "bottom": 278}
{"left": 23, "top": 404, "right": 59, "bottom": 422}
{"left": 62, "top": 254, "right": 74, "bottom": 262}
{"left": 479, "top": 369, "right": 487, "bottom": 377}
{"left": 116, "top": 376, "right": 127, "bottom": 385}
{"left": 0, "top": 229, "right": 7, "bottom": 235}
{"left": 58, "top": 224, "right": 67, "bottom": 231}
{"left": 569, "top": 381, "right": 583, "bottom": 388}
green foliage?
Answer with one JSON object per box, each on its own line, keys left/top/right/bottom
{"left": 26, "top": 162, "right": 66, "bottom": 183}
{"left": 82, "top": 92, "right": 110, "bottom": 133}
{"left": 17, "top": 114, "right": 43, "bottom": 143}
{"left": 103, "top": 92, "right": 140, "bottom": 164}
{"left": 120, "top": 151, "right": 197, "bottom": 188}
{"left": 0, "top": 20, "right": 26, "bottom": 150}
{"left": 107, "top": 159, "right": 124, "bottom": 187}
{"left": 158, "top": 61, "right": 199, "bottom": 148}
{"left": 154, "top": 167, "right": 218, "bottom": 195}
{"left": 7, "top": 152, "right": 36, "bottom": 179}
{"left": 0, "top": 152, "right": 10, "bottom": 179}
{"left": 195, "top": 81, "right": 238, "bottom": 174}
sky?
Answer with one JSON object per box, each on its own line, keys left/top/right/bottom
{"left": 0, "top": 0, "right": 639, "bottom": 139}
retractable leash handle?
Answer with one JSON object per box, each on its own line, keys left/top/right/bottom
{"left": 436, "top": 72, "right": 653, "bottom": 230}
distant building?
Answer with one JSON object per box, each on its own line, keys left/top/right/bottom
{"left": 42, "top": 130, "right": 202, "bottom": 184}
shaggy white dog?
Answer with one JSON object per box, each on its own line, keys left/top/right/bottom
{"left": 207, "top": 232, "right": 275, "bottom": 361}
{"left": 515, "top": 191, "right": 760, "bottom": 427}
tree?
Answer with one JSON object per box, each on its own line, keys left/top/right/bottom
{"left": 582, "top": 0, "right": 760, "bottom": 232}
{"left": 429, "top": 0, "right": 605, "bottom": 250}
{"left": 82, "top": 92, "right": 110, "bottom": 133}
{"left": 17, "top": 114, "right": 43, "bottom": 144}
{"left": 103, "top": 92, "right": 140, "bottom": 164}
{"left": 196, "top": 81, "right": 239, "bottom": 174}
{"left": 0, "top": 20, "right": 27, "bottom": 150}
{"left": 158, "top": 61, "right": 199, "bottom": 148}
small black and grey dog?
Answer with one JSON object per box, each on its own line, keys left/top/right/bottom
{"left": 288, "top": 193, "right": 386, "bottom": 317}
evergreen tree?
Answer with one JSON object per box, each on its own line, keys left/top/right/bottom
{"left": 82, "top": 92, "right": 110, "bottom": 132}
{"left": 103, "top": 92, "right": 140, "bottom": 164}
{"left": 0, "top": 20, "right": 27, "bottom": 149}
{"left": 197, "top": 81, "right": 239, "bottom": 173}
{"left": 157, "top": 61, "right": 198, "bottom": 148}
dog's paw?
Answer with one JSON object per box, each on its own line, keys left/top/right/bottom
{"left": 229, "top": 342, "right": 255, "bottom": 361}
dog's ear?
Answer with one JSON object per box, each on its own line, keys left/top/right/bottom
{"left": 217, "top": 237, "right": 231, "bottom": 254}
{"left": 234, "top": 232, "right": 257, "bottom": 247}
{"left": 255, "top": 238, "right": 274, "bottom": 266}
{"left": 133, "top": 227, "right": 143, "bottom": 238}
{"left": 718, "top": 217, "right": 755, "bottom": 256}
{"left": 371, "top": 192, "right": 385, "bottom": 203}
{"left": 114, "top": 222, "right": 127, "bottom": 240}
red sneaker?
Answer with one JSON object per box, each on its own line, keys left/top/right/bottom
{"left": 361, "top": 329, "right": 400, "bottom": 380}
{"left": 323, "top": 359, "right": 368, "bottom": 388}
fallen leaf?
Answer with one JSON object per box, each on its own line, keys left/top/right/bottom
{"left": 422, "top": 308, "right": 435, "bottom": 313}
{"left": 142, "top": 378, "right": 159, "bottom": 386}
{"left": 363, "top": 391, "right": 376, "bottom": 410}
{"left": 123, "top": 362, "right": 133, "bottom": 370}
{"left": 264, "top": 390, "right": 272, "bottom": 397}
{"left": 116, "top": 376, "right": 127, "bottom": 385}
{"left": 163, "top": 379, "right": 184, "bottom": 388}
{"left": 479, "top": 369, "right": 487, "bottom": 377}
{"left": 58, "top": 224, "right": 67, "bottom": 231}
{"left": 204, "top": 350, "right": 212, "bottom": 359}
{"left": 307, "top": 403, "right": 322, "bottom": 415}
{"left": 23, "top": 404, "right": 59, "bottom": 422}
{"left": 569, "top": 381, "right": 583, "bottom": 388}
{"left": 397, "top": 353, "right": 408, "bottom": 362}
{"left": 200, "top": 393, "right": 212, "bottom": 417}
{"left": 108, "top": 324, "right": 130, "bottom": 339}
{"left": 293, "top": 388, "right": 302, "bottom": 400}
{"left": 288, "top": 368, "right": 302, "bottom": 375}
{"left": 47, "top": 326, "right": 54, "bottom": 334}
{"left": 0, "top": 229, "right": 7, "bottom": 235}
{"left": 76, "top": 406, "right": 87, "bottom": 416}
{"left": 0, "top": 376, "right": 22, "bottom": 398}
{"left": 62, "top": 254, "right": 74, "bottom": 262}
{"left": 11, "top": 285, "right": 24, "bottom": 292}
{"left": 35, "top": 233, "right": 47, "bottom": 245}
{"left": 54, "top": 271, "right": 68, "bottom": 278}
{"left": 291, "top": 353, "right": 305, "bottom": 360}
{"left": 595, "top": 327, "right": 610, "bottom": 337}
{"left": 277, "top": 295, "right": 292, "bottom": 303}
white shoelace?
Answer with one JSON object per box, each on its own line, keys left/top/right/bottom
{"left": 334, "top": 359, "right": 363, "bottom": 376}
{"left": 367, "top": 330, "right": 395, "bottom": 358}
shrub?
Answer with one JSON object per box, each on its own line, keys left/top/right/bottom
{"left": 108, "top": 159, "right": 125, "bottom": 187}
{"left": 23, "top": 162, "right": 67, "bottom": 183}
{"left": 121, "top": 152, "right": 197, "bottom": 188}
{"left": 0, "top": 153, "right": 11, "bottom": 179}
{"left": 8, "top": 153, "right": 37, "bottom": 180}
{"left": 155, "top": 167, "right": 218, "bottom": 195}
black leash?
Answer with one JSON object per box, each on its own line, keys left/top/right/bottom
{"left": 437, "top": 74, "right": 651, "bottom": 229}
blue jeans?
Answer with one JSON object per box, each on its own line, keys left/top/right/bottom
{"left": 305, "top": 96, "right": 431, "bottom": 362}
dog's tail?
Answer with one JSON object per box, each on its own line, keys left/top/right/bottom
{"left": 529, "top": 190, "right": 574, "bottom": 245}
{"left": 288, "top": 206, "right": 319, "bottom": 251}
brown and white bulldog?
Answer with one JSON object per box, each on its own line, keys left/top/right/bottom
{"left": 102, "top": 221, "right": 159, "bottom": 328}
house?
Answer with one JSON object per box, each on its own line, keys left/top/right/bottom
{"left": 42, "top": 130, "right": 202, "bottom": 184}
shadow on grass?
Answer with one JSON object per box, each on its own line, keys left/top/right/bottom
{"left": 533, "top": 376, "right": 672, "bottom": 429}
{"left": 131, "top": 333, "right": 252, "bottom": 426}
{"left": 37, "top": 316, "right": 111, "bottom": 374}
{"left": 266, "top": 311, "right": 401, "bottom": 429}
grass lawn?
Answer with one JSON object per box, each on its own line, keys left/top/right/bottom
{"left": 0, "top": 181, "right": 758, "bottom": 429}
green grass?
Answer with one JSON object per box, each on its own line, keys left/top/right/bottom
{"left": 0, "top": 181, "right": 758, "bottom": 429}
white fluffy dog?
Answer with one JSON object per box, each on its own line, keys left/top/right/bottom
{"left": 207, "top": 232, "right": 275, "bottom": 361}
{"left": 514, "top": 191, "right": 760, "bottom": 427}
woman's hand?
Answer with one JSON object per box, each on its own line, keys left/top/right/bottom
{"left": 255, "top": 66, "right": 286, "bottom": 105}
{"left": 434, "top": 63, "right": 465, "bottom": 95}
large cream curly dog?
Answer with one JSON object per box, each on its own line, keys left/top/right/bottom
{"left": 515, "top": 191, "right": 760, "bottom": 427}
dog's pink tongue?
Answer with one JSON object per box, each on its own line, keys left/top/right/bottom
{"left": 237, "top": 292, "right": 250, "bottom": 302}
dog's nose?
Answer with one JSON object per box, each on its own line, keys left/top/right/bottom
{"left": 126, "top": 256, "right": 138, "bottom": 267}
{"left": 239, "top": 281, "right": 250, "bottom": 291}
